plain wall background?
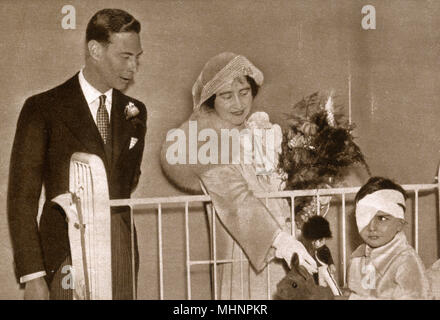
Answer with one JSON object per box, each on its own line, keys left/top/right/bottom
{"left": 0, "top": 0, "right": 439, "bottom": 299}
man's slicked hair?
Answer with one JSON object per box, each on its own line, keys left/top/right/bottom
{"left": 86, "top": 9, "right": 141, "bottom": 44}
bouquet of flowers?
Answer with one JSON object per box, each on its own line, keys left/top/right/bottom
{"left": 278, "top": 91, "right": 370, "bottom": 230}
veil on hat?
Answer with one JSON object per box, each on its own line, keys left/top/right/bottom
{"left": 192, "top": 52, "right": 264, "bottom": 111}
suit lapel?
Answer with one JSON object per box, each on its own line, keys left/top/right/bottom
{"left": 111, "top": 90, "right": 131, "bottom": 176}
{"left": 56, "top": 74, "right": 108, "bottom": 169}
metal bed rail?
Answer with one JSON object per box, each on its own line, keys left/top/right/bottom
{"left": 111, "top": 178, "right": 439, "bottom": 299}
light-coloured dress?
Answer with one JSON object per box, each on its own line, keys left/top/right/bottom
{"left": 161, "top": 110, "right": 291, "bottom": 299}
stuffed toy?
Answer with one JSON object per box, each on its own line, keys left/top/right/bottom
{"left": 302, "top": 215, "right": 341, "bottom": 296}
{"left": 275, "top": 253, "right": 333, "bottom": 300}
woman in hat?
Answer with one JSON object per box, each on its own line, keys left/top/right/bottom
{"left": 160, "top": 52, "right": 316, "bottom": 299}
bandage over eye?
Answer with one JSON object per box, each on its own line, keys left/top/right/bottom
{"left": 355, "top": 189, "right": 405, "bottom": 232}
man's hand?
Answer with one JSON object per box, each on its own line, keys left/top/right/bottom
{"left": 24, "top": 277, "right": 49, "bottom": 300}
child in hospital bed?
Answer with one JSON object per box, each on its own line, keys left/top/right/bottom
{"left": 343, "top": 177, "right": 431, "bottom": 299}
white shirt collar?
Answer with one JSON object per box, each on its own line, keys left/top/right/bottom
{"left": 78, "top": 69, "right": 113, "bottom": 105}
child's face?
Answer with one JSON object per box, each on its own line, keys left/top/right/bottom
{"left": 359, "top": 211, "right": 404, "bottom": 248}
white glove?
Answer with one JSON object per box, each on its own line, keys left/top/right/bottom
{"left": 273, "top": 231, "right": 317, "bottom": 274}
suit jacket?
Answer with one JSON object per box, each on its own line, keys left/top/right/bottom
{"left": 7, "top": 73, "right": 147, "bottom": 284}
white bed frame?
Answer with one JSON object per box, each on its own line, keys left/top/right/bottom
{"left": 67, "top": 152, "right": 440, "bottom": 299}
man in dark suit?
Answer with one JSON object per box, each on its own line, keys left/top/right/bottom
{"left": 7, "top": 9, "right": 147, "bottom": 299}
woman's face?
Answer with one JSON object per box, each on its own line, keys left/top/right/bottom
{"left": 214, "top": 76, "right": 253, "bottom": 126}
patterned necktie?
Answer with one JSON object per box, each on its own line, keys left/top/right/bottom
{"left": 97, "top": 95, "right": 110, "bottom": 144}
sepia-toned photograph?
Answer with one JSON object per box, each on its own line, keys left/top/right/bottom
{"left": 0, "top": 0, "right": 439, "bottom": 303}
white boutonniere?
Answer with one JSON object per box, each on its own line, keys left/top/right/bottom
{"left": 129, "top": 137, "right": 139, "bottom": 150}
{"left": 124, "top": 102, "right": 140, "bottom": 120}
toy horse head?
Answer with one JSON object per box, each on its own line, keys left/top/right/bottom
{"left": 275, "top": 253, "right": 334, "bottom": 300}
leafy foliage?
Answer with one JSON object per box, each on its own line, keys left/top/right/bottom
{"left": 278, "top": 92, "right": 370, "bottom": 222}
